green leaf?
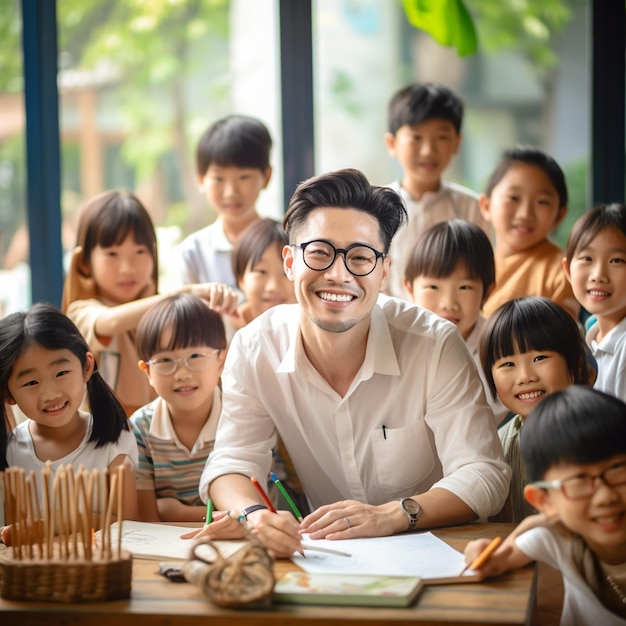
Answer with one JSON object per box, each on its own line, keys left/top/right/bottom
{"left": 402, "top": 0, "right": 478, "bottom": 57}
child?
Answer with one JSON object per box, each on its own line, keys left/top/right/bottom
{"left": 0, "top": 303, "right": 138, "bottom": 521}
{"left": 384, "top": 82, "right": 490, "bottom": 298}
{"left": 480, "top": 296, "right": 591, "bottom": 522}
{"left": 563, "top": 203, "right": 626, "bottom": 402}
{"left": 131, "top": 293, "right": 228, "bottom": 523}
{"left": 464, "top": 386, "right": 626, "bottom": 624}
{"left": 176, "top": 114, "right": 273, "bottom": 289}
{"left": 402, "top": 219, "right": 506, "bottom": 422}
{"left": 479, "top": 146, "right": 579, "bottom": 320}
{"left": 225, "top": 217, "right": 295, "bottom": 335}
{"left": 61, "top": 190, "right": 237, "bottom": 416}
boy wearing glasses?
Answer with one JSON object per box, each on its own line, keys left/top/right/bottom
{"left": 130, "top": 293, "right": 227, "bottom": 523}
{"left": 465, "top": 386, "right": 626, "bottom": 624}
{"left": 195, "top": 168, "right": 509, "bottom": 558}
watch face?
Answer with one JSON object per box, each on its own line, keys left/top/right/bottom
{"left": 402, "top": 498, "right": 421, "bottom": 515}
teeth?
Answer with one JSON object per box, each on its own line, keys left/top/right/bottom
{"left": 589, "top": 290, "right": 609, "bottom": 297}
{"left": 44, "top": 402, "right": 65, "bottom": 412}
{"left": 517, "top": 390, "right": 544, "bottom": 400}
{"left": 595, "top": 513, "right": 621, "bottom": 524}
{"left": 319, "top": 292, "right": 353, "bottom": 302}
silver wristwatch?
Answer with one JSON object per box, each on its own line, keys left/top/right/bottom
{"left": 400, "top": 497, "right": 422, "bottom": 531}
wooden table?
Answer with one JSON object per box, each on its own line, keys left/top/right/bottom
{"left": 0, "top": 523, "right": 536, "bottom": 626}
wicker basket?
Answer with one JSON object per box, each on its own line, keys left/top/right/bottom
{"left": 0, "top": 549, "right": 132, "bottom": 603}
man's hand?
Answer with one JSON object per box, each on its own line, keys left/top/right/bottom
{"left": 244, "top": 509, "right": 302, "bottom": 559}
{"left": 299, "top": 499, "right": 402, "bottom": 540}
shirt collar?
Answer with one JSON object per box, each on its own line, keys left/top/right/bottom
{"left": 211, "top": 218, "right": 234, "bottom": 252}
{"left": 587, "top": 316, "right": 626, "bottom": 353}
{"left": 276, "top": 300, "right": 401, "bottom": 380}
{"left": 148, "top": 393, "right": 222, "bottom": 448}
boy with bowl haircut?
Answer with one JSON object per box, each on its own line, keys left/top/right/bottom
{"left": 464, "top": 386, "right": 626, "bottom": 624}
{"left": 176, "top": 114, "right": 273, "bottom": 289}
{"left": 384, "top": 82, "right": 490, "bottom": 299}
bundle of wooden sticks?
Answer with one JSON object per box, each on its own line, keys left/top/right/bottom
{"left": 0, "top": 463, "right": 132, "bottom": 602}
{"left": 3, "top": 463, "right": 125, "bottom": 560}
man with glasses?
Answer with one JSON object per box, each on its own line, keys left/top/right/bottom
{"left": 199, "top": 168, "right": 510, "bottom": 557}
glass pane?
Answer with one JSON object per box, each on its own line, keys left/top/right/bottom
{"left": 313, "top": 0, "right": 590, "bottom": 249}
{"left": 0, "top": 2, "right": 30, "bottom": 317}
{"left": 57, "top": 0, "right": 282, "bottom": 292}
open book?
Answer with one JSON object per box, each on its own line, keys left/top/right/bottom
{"left": 274, "top": 571, "right": 424, "bottom": 607}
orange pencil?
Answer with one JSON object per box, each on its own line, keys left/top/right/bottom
{"left": 250, "top": 476, "right": 276, "bottom": 513}
{"left": 459, "top": 536, "right": 502, "bottom": 576}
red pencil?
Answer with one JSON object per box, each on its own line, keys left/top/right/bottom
{"left": 250, "top": 476, "right": 277, "bottom": 513}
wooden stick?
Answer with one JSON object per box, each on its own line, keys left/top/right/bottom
{"left": 75, "top": 470, "right": 91, "bottom": 559}
{"left": 30, "top": 470, "right": 43, "bottom": 557}
{"left": 117, "top": 465, "right": 124, "bottom": 557}
{"left": 100, "top": 468, "right": 109, "bottom": 559}
{"left": 103, "top": 473, "right": 117, "bottom": 561}
{"left": 57, "top": 467, "right": 68, "bottom": 560}
{"left": 13, "top": 469, "right": 22, "bottom": 560}
{"left": 23, "top": 471, "right": 34, "bottom": 559}
{"left": 87, "top": 468, "right": 96, "bottom": 533}
{"left": 42, "top": 466, "right": 52, "bottom": 559}
{"left": 68, "top": 465, "right": 79, "bottom": 558}
{"left": 4, "top": 470, "right": 14, "bottom": 527}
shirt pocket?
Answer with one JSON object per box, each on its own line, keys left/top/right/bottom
{"left": 370, "top": 420, "right": 435, "bottom": 492}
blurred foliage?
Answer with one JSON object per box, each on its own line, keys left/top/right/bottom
{"left": 402, "top": 0, "right": 478, "bottom": 57}
{"left": 402, "top": 0, "right": 585, "bottom": 72}
{"left": 0, "top": 1, "right": 229, "bottom": 182}
{"left": 554, "top": 158, "right": 588, "bottom": 248}
{"left": 56, "top": 0, "right": 230, "bottom": 184}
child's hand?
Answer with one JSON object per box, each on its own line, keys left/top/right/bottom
{"left": 180, "top": 510, "right": 245, "bottom": 541}
{"left": 190, "top": 283, "right": 239, "bottom": 315}
{"left": 463, "top": 538, "right": 514, "bottom": 580}
{"left": 0, "top": 525, "right": 12, "bottom": 546}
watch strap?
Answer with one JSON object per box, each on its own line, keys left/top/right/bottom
{"left": 400, "top": 497, "right": 421, "bottom": 531}
{"left": 241, "top": 504, "right": 268, "bottom": 520}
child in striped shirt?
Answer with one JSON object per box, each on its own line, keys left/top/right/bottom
{"left": 130, "top": 293, "right": 227, "bottom": 523}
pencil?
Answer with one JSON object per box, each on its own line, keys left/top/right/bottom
{"left": 206, "top": 498, "right": 214, "bottom": 525}
{"left": 250, "top": 476, "right": 277, "bottom": 513}
{"left": 459, "top": 536, "right": 502, "bottom": 576}
{"left": 269, "top": 471, "right": 303, "bottom": 522}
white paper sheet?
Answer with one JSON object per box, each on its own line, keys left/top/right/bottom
{"left": 295, "top": 531, "right": 476, "bottom": 582}
{"left": 103, "top": 521, "right": 247, "bottom": 561}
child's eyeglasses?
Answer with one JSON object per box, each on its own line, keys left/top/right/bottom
{"left": 147, "top": 350, "right": 220, "bottom": 375}
{"left": 532, "top": 461, "right": 626, "bottom": 500}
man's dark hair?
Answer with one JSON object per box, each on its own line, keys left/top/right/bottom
{"left": 283, "top": 168, "right": 407, "bottom": 253}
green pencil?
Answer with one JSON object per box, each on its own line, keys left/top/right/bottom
{"left": 206, "top": 498, "right": 214, "bottom": 525}
{"left": 270, "top": 471, "right": 303, "bottom": 522}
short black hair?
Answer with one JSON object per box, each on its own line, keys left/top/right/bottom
{"left": 232, "top": 218, "right": 288, "bottom": 283}
{"left": 403, "top": 219, "right": 494, "bottom": 301}
{"left": 282, "top": 168, "right": 407, "bottom": 253}
{"left": 196, "top": 115, "right": 272, "bottom": 176}
{"left": 136, "top": 293, "right": 226, "bottom": 361}
{"left": 565, "top": 202, "right": 626, "bottom": 265}
{"left": 480, "top": 297, "right": 589, "bottom": 400}
{"left": 387, "top": 83, "right": 463, "bottom": 135}
{"left": 484, "top": 146, "right": 568, "bottom": 208}
{"left": 521, "top": 386, "right": 626, "bottom": 482}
